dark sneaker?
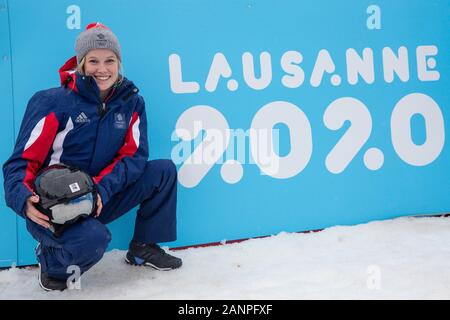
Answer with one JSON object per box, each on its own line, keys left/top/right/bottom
{"left": 125, "top": 241, "right": 182, "bottom": 271}
{"left": 38, "top": 263, "right": 67, "bottom": 292}
{"left": 36, "top": 243, "right": 67, "bottom": 291}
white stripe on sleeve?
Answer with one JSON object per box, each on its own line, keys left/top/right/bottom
{"left": 132, "top": 117, "right": 140, "bottom": 149}
{"left": 24, "top": 117, "right": 45, "bottom": 151}
{"left": 49, "top": 117, "right": 74, "bottom": 165}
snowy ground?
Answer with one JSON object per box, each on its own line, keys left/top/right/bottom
{"left": 0, "top": 216, "right": 449, "bottom": 300}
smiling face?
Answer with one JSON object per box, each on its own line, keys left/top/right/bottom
{"left": 83, "top": 49, "right": 120, "bottom": 96}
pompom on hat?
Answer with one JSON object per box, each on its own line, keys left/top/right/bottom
{"left": 75, "top": 22, "right": 121, "bottom": 64}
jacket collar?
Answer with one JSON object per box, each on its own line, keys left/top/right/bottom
{"left": 59, "top": 56, "right": 138, "bottom": 104}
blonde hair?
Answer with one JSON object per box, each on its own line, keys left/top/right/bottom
{"left": 77, "top": 56, "right": 124, "bottom": 86}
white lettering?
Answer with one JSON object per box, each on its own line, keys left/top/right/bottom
{"left": 281, "top": 51, "right": 305, "bottom": 88}
{"left": 168, "top": 45, "right": 440, "bottom": 93}
{"left": 242, "top": 52, "right": 272, "bottom": 90}
{"left": 66, "top": 5, "right": 81, "bottom": 30}
{"left": 310, "top": 49, "right": 336, "bottom": 87}
{"left": 366, "top": 5, "right": 381, "bottom": 30}
{"left": 178, "top": 305, "right": 212, "bottom": 317}
{"left": 417, "top": 45, "right": 440, "bottom": 81}
{"left": 169, "top": 54, "right": 200, "bottom": 94}
{"left": 346, "top": 48, "right": 375, "bottom": 85}
{"left": 382, "top": 46, "right": 409, "bottom": 82}
{"left": 205, "top": 53, "right": 233, "bottom": 92}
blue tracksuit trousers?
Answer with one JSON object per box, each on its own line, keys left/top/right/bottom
{"left": 26, "top": 159, "right": 177, "bottom": 280}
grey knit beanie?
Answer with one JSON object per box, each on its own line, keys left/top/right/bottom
{"left": 75, "top": 22, "right": 121, "bottom": 64}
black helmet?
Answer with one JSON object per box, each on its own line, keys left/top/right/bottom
{"left": 34, "top": 163, "right": 97, "bottom": 236}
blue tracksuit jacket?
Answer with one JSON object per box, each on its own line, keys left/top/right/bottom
{"left": 3, "top": 56, "right": 149, "bottom": 218}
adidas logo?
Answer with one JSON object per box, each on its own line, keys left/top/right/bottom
{"left": 75, "top": 112, "right": 90, "bottom": 123}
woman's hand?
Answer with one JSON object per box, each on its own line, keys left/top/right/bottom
{"left": 95, "top": 194, "right": 103, "bottom": 217}
{"left": 25, "top": 195, "right": 51, "bottom": 229}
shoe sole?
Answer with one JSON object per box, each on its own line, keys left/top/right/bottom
{"left": 37, "top": 244, "right": 52, "bottom": 292}
{"left": 37, "top": 263, "right": 54, "bottom": 292}
{"left": 124, "top": 257, "right": 177, "bottom": 271}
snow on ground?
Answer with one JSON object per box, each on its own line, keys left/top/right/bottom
{"left": 0, "top": 216, "right": 449, "bottom": 299}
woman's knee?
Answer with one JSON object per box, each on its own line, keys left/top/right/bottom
{"left": 65, "top": 218, "right": 111, "bottom": 256}
{"left": 84, "top": 218, "right": 111, "bottom": 251}
{"left": 144, "top": 159, "right": 177, "bottom": 184}
{"left": 150, "top": 159, "right": 176, "bottom": 175}
{"left": 37, "top": 218, "right": 111, "bottom": 277}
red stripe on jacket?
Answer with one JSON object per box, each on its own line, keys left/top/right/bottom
{"left": 94, "top": 112, "right": 140, "bottom": 184}
{"left": 59, "top": 56, "right": 78, "bottom": 93}
{"left": 22, "top": 113, "right": 59, "bottom": 192}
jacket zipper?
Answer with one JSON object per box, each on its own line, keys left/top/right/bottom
{"left": 101, "top": 102, "right": 106, "bottom": 117}
{"left": 82, "top": 75, "right": 138, "bottom": 172}
{"left": 83, "top": 76, "right": 108, "bottom": 173}
{"left": 82, "top": 76, "right": 106, "bottom": 117}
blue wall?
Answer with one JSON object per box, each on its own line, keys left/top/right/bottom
{"left": 0, "top": 0, "right": 17, "bottom": 267}
{"left": 1, "top": 0, "right": 449, "bottom": 267}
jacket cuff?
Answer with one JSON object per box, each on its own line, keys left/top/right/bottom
{"left": 16, "top": 188, "right": 33, "bottom": 219}
{"left": 96, "top": 183, "right": 110, "bottom": 206}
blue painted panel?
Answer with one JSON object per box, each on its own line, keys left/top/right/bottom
{"left": 0, "top": 0, "right": 18, "bottom": 268}
{"left": 3, "top": 0, "right": 450, "bottom": 266}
